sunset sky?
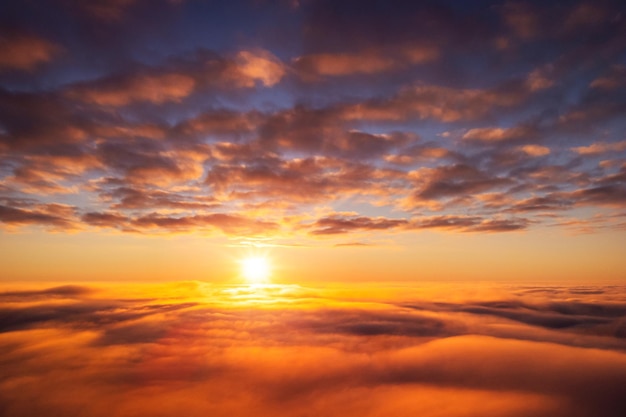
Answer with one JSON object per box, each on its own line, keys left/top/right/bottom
{"left": 1, "top": 0, "right": 625, "bottom": 283}
{"left": 1, "top": 2, "right": 626, "bottom": 416}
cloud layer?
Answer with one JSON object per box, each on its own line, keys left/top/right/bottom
{"left": 1, "top": 281, "right": 626, "bottom": 416}
{"left": 1, "top": 0, "right": 625, "bottom": 241}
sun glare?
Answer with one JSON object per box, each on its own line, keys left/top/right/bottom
{"left": 241, "top": 256, "right": 271, "bottom": 284}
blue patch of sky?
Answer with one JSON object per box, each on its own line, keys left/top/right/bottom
{"left": 219, "top": 86, "right": 297, "bottom": 113}
{"left": 163, "top": 1, "right": 303, "bottom": 58}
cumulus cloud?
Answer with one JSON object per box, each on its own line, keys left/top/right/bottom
{"left": 234, "top": 49, "right": 286, "bottom": 87}
{"left": 1, "top": 0, "right": 625, "bottom": 239}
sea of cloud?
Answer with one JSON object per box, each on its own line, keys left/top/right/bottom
{"left": 1, "top": 281, "right": 625, "bottom": 417}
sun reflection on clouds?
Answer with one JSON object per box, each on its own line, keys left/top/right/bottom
{"left": 2, "top": 281, "right": 626, "bottom": 416}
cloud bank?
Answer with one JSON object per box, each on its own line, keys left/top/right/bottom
{"left": 1, "top": 281, "right": 626, "bottom": 416}
{"left": 0, "top": 0, "right": 625, "bottom": 240}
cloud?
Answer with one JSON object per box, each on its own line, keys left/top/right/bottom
{"left": 568, "top": 185, "right": 626, "bottom": 208}
{"left": 295, "top": 52, "right": 396, "bottom": 77}
{"left": 82, "top": 211, "right": 279, "bottom": 235}
{"left": 67, "top": 72, "right": 196, "bottom": 106}
{"left": 341, "top": 81, "right": 534, "bottom": 123}
{"left": 0, "top": 89, "right": 92, "bottom": 149}
{"left": 0, "top": 285, "right": 93, "bottom": 301}
{"left": 1, "top": 282, "right": 626, "bottom": 417}
{"left": 64, "top": 48, "right": 285, "bottom": 108}
{"left": 92, "top": 139, "right": 207, "bottom": 187}
{"left": 507, "top": 196, "right": 571, "bottom": 213}
{"left": 105, "top": 187, "right": 219, "bottom": 210}
{"left": 293, "top": 45, "right": 438, "bottom": 78}
{"left": 590, "top": 64, "right": 626, "bottom": 89}
{"left": 310, "top": 215, "right": 408, "bottom": 235}
{"left": 571, "top": 140, "right": 626, "bottom": 155}
{"left": 409, "top": 215, "right": 529, "bottom": 233}
{"left": 334, "top": 242, "right": 372, "bottom": 247}
{"left": 234, "top": 49, "right": 286, "bottom": 87}
{"left": 413, "top": 164, "right": 512, "bottom": 201}
{"left": 462, "top": 125, "right": 537, "bottom": 142}
{"left": 0, "top": 202, "right": 76, "bottom": 230}
{"left": 1, "top": 0, "right": 626, "bottom": 240}
{"left": 5, "top": 152, "right": 102, "bottom": 194}
{"left": 500, "top": 2, "right": 540, "bottom": 40}
{"left": 175, "top": 109, "right": 260, "bottom": 138}
{"left": 0, "top": 32, "right": 60, "bottom": 71}
{"left": 519, "top": 144, "right": 550, "bottom": 156}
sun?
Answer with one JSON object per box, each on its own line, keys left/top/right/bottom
{"left": 241, "top": 256, "right": 271, "bottom": 284}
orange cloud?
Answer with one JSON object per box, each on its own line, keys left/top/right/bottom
{"left": 294, "top": 45, "right": 438, "bottom": 78}
{"left": 1, "top": 282, "right": 625, "bottom": 417}
{"left": 67, "top": 72, "right": 196, "bottom": 106}
{"left": 234, "top": 49, "right": 286, "bottom": 87}
{"left": 6, "top": 153, "right": 102, "bottom": 194}
{"left": 571, "top": 140, "right": 626, "bottom": 155}
{"left": 294, "top": 52, "right": 397, "bottom": 76}
{"left": 342, "top": 83, "right": 529, "bottom": 123}
{"left": 0, "top": 33, "right": 60, "bottom": 71}
{"left": 463, "top": 125, "right": 536, "bottom": 142}
{"left": 590, "top": 65, "right": 626, "bottom": 90}
{"left": 0, "top": 202, "right": 77, "bottom": 230}
{"left": 526, "top": 67, "right": 554, "bottom": 91}
{"left": 81, "top": 211, "right": 278, "bottom": 235}
{"left": 519, "top": 144, "right": 550, "bottom": 156}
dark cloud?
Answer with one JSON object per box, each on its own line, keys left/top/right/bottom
{"left": 310, "top": 215, "right": 409, "bottom": 235}
{"left": 340, "top": 80, "right": 539, "bottom": 123}
{"left": 414, "top": 164, "right": 512, "bottom": 201}
{"left": 0, "top": 203, "right": 76, "bottom": 229}
{"left": 0, "top": 285, "right": 93, "bottom": 301}
{"left": 106, "top": 187, "right": 219, "bottom": 210}
{"left": 0, "top": 89, "right": 95, "bottom": 150}
{"left": 291, "top": 308, "right": 460, "bottom": 338}
{"left": 334, "top": 241, "right": 373, "bottom": 247}
{"left": 82, "top": 211, "right": 279, "bottom": 235}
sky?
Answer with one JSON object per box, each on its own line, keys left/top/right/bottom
{"left": 1, "top": 0, "right": 626, "bottom": 282}
{"left": 1, "top": 2, "right": 626, "bottom": 416}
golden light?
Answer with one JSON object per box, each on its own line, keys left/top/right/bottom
{"left": 241, "top": 256, "right": 271, "bottom": 284}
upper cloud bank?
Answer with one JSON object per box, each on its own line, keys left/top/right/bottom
{"left": 1, "top": 0, "right": 625, "bottom": 240}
